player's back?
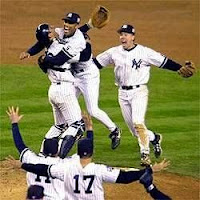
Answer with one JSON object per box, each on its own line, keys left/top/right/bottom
{"left": 61, "top": 161, "right": 120, "bottom": 200}
{"left": 23, "top": 150, "right": 78, "bottom": 200}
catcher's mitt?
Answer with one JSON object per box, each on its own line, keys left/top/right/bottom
{"left": 178, "top": 61, "right": 195, "bottom": 78}
{"left": 90, "top": 5, "right": 110, "bottom": 29}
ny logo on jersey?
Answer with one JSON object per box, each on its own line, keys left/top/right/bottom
{"left": 132, "top": 59, "right": 142, "bottom": 69}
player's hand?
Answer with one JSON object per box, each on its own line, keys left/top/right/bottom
{"left": 82, "top": 111, "right": 93, "bottom": 131}
{"left": 4, "top": 155, "right": 21, "bottom": 170}
{"left": 6, "top": 106, "right": 24, "bottom": 124}
{"left": 19, "top": 52, "right": 30, "bottom": 60}
{"left": 48, "top": 25, "right": 59, "bottom": 41}
{"left": 152, "top": 158, "right": 170, "bottom": 172}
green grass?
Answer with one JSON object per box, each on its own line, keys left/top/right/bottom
{"left": 0, "top": 64, "right": 199, "bottom": 178}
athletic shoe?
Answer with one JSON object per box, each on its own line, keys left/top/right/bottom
{"left": 109, "top": 127, "right": 121, "bottom": 149}
{"left": 151, "top": 133, "right": 162, "bottom": 158}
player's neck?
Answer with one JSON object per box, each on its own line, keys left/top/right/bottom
{"left": 80, "top": 157, "right": 92, "bottom": 167}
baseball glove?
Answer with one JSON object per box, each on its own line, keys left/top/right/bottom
{"left": 38, "top": 55, "right": 47, "bottom": 73}
{"left": 90, "top": 5, "right": 110, "bottom": 29}
{"left": 178, "top": 61, "right": 195, "bottom": 78}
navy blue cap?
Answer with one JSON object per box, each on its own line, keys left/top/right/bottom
{"left": 62, "top": 12, "right": 81, "bottom": 24}
{"left": 43, "top": 138, "right": 58, "bottom": 156}
{"left": 27, "top": 185, "right": 44, "bottom": 199}
{"left": 117, "top": 24, "right": 135, "bottom": 34}
{"left": 78, "top": 138, "right": 93, "bottom": 158}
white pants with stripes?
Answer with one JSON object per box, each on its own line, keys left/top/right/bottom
{"left": 48, "top": 82, "right": 82, "bottom": 126}
{"left": 74, "top": 65, "right": 116, "bottom": 132}
{"left": 118, "top": 85, "right": 155, "bottom": 154}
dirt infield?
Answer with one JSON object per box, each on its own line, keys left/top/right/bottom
{"left": 1, "top": 0, "right": 199, "bottom": 199}
{"left": 0, "top": 160, "right": 199, "bottom": 200}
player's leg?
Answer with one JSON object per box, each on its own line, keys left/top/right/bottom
{"left": 40, "top": 87, "right": 67, "bottom": 154}
{"left": 78, "top": 74, "right": 120, "bottom": 149}
{"left": 57, "top": 84, "right": 85, "bottom": 158}
{"left": 131, "top": 85, "right": 152, "bottom": 166}
{"left": 132, "top": 86, "right": 162, "bottom": 158}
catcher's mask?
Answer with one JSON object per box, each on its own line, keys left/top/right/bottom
{"left": 36, "top": 23, "right": 51, "bottom": 46}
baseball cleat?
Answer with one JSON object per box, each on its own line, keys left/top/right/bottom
{"left": 151, "top": 133, "right": 162, "bottom": 158}
{"left": 140, "top": 153, "right": 151, "bottom": 167}
{"left": 109, "top": 127, "right": 121, "bottom": 150}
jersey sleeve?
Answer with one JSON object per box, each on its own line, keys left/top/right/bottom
{"left": 62, "top": 31, "right": 86, "bottom": 59}
{"left": 145, "top": 47, "right": 167, "bottom": 67}
{"left": 100, "top": 165, "right": 120, "bottom": 183}
{"left": 49, "top": 162, "right": 67, "bottom": 181}
{"left": 96, "top": 48, "right": 114, "bottom": 67}
{"left": 20, "top": 149, "right": 42, "bottom": 164}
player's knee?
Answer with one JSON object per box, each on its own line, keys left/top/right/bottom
{"left": 87, "top": 107, "right": 99, "bottom": 118}
{"left": 133, "top": 123, "right": 146, "bottom": 136}
{"left": 45, "top": 124, "right": 66, "bottom": 139}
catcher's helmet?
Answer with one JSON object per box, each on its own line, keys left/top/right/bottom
{"left": 36, "top": 23, "right": 51, "bottom": 46}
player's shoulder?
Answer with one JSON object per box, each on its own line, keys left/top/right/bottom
{"left": 136, "top": 43, "right": 155, "bottom": 52}
{"left": 104, "top": 45, "right": 120, "bottom": 54}
{"left": 74, "top": 29, "right": 85, "bottom": 40}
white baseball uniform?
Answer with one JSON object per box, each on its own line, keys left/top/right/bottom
{"left": 43, "top": 28, "right": 86, "bottom": 142}
{"left": 55, "top": 27, "right": 118, "bottom": 132}
{"left": 47, "top": 28, "right": 86, "bottom": 126}
{"left": 49, "top": 158, "right": 120, "bottom": 200}
{"left": 72, "top": 58, "right": 118, "bottom": 132}
{"left": 95, "top": 44, "right": 167, "bottom": 154}
{"left": 20, "top": 148, "right": 79, "bottom": 200}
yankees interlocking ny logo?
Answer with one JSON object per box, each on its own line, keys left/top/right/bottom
{"left": 132, "top": 59, "right": 142, "bottom": 69}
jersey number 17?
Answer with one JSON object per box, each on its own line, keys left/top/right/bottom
{"left": 74, "top": 175, "right": 95, "bottom": 194}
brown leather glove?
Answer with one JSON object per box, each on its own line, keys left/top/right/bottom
{"left": 178, "top": 61, "right": 195, "bottom": 78}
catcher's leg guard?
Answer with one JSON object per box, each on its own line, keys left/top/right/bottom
{"left": 59, "top": 135, "right": 76, "bottom": 159}
{"left": 58, "top": 120, "right": 85, "bottom": 158}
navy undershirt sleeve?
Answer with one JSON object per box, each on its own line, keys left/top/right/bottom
{"left": 86, "top": 130, "right": 94, "bottom": 140}
{"left": 162, "top": 59, "right": 182, "bottom": 71}
{"left": 27, "top": 42, "right": 45, "bottom": 56}
{"left": 12, "top": 123, "right": 27, "bottom": 153}
{"left": 43, "top": 50, "right": 71, "bottom": 66}
{"left": 116, "top": 169, "right": 146, "bottom": 184}
{"left": 79, "top": 24, "right": 90, "bottom": 33}
{"left": 21, "top": 163, "right": 49, "bottom": 177}
{"left": 149, "top": 186, "right": 172, "bottom": 200}
{"left": 80, "top": 43, "right": 92, "bottom": 62}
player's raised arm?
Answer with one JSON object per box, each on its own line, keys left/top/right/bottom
{"left": 6, "top": 106, "right": 27, "bottom": 153}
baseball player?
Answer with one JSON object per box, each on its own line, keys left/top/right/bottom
{"left": 7, "top": 106, "right": 73, "bottom": 199}
{"left": 21, "top": 113, "right": 171, "bottom": 200}
{"left": 21, "top": 13, "right": 91, "bottom": 158}
{"left": 93, "top": 24, "right": 195, "bottom": 166}
{"left": 20, "top": 13, "right": 121, "bottom": 150}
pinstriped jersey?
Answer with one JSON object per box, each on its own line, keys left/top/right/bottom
{"left": 47, "top": 28, "right": 86, "bottom": 83}
{"left": 49, "top": 159, "right": 120, "bottom": 200}
{"left": 96, "top": 44, "right": 167, "bottom": 86}
{"left": 20, "top": 148, "right": 79, "bottom": 200}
